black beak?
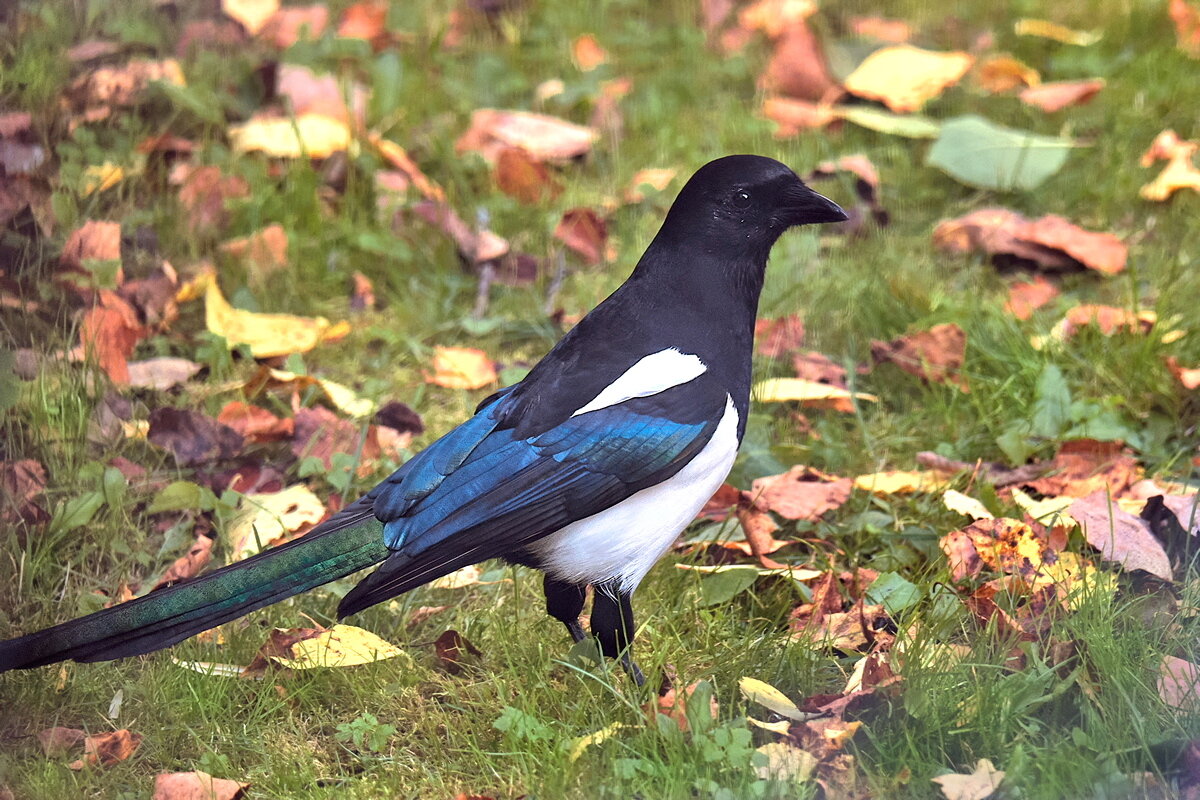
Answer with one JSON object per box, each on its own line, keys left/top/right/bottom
{"left": 780, "top": 182, "right": 849, "bottom": 226}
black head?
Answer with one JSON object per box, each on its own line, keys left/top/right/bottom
{"left": 655, "top": 154, "right": 847, "bottom": 258}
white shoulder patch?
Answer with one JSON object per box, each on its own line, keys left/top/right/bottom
{"left": 571, "top": 348, "right": 707, "bottom": 417}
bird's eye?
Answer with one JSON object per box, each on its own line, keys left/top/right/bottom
{"left": 730, "top": 189, "right": 752, "bottom": 209}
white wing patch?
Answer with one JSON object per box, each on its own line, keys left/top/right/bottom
{"left": 530, "top": 395, "right": 740, "bottom": 591}
{"left": 571, "top": 348, "right": 707, "bottom": 417}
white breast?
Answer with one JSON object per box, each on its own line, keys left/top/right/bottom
{"left": 528, "top": 394, "right": 740, "bottom": 591}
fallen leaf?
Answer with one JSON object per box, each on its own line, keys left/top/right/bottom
{"left": 849, "top": 16, "right": 912, "bottom": 43}
{"left": 276, "top": 64, "right": 367, "bottom": 126}
{"left": 940, "top": 518, "right": 1059, "bottom": 583}
{"left": 494, "top": 146, "right": 563, "bottom": 204}
{"left": 350, "top": 271, "right": 376, "bottom": 311}
{"left": 844, "top": 45, "right": 972, "bottom": 112}
{"left": 755, "top": 315, "right": 805, "bottom": 358}
{"left": 66, "top": 59, "right": 186, "bottom": 113}
{"left": 176, "top": 165, "right": 250, "bottom": 237}
{"left": 424, "top": 346, "right": 497, "bottom": 390}
{"left": 1166, "top": 357, "right": 1200, "bottom": 390}
{"left": 337, "top": 1, "right": 390, "bottom": 48}
{"left": 934, "top": 208, "right": 1122, "bottom": 274}
{"left": 228, "top": 113, "right": 351, "bottom": 159}
{"left": 807, "top": 154, "right": 887, "bottom": 229}
{"left": 734, "top": 500, "right": 785, "bottom": 567}
{"left": 870, "top": 323, "right": 968, "bottom": 391}
{"left": 738, "top": 0, "right": 817, "bottom": 37}
{"left": 0, "top": 459, "right": 47, "bottom": 525}
{"left": 572, "top": 34, "right": 608, "bottom": 71}
{"left": 760, "top": 21, "right": 841, "bottom": 102}
{"left": 853, "top": 470, "right": 949, "bottom": 494}
{"left": 0, "top": 111, "right": 31, "bottom": 137}
{"left": 126, "top": 357, "right": 203, "bottom": 390}
{"left": 38, "top": 727, "right": 87, "bottom": 756}
{"left": 1019, "top": 79, "right": 1105, "bottom": 112}
{"left": 833, "top": 105, "right": 941, "bottom": 138}
{"left": 217, "top": 401, "right": 294, "bottom": 442}
{"left": 696, "top": 483, "right": 742, "bottom": 521}
{"left": 1020, "top": 215, "right": 1126, "bottom": 274}
{"left": 932, "top": 758, "right": 1005, "bottom": 800}
{"left": 153, "top": 770, "right": 248, "bottom": 800}
{"left": 222, "top": 0, "right": 279, "bottom": 34}
{"left": 67, "top": 729, "right": 143, "bottom": 769}
{"left": 943, "top": 489, "right": 994, "bottom": 520}
{"left": 259, "top": 4, "right": 328, "bottom": 48}
{"left": 1014, "top": 18, "right": 1101, "bottom": 45}
{"left": 220, "top": 224, "right": 289, "bottom": 278}
{"left": 1024, "top": 439, "right": 1142, "bottom": 498}
{"left": 791, "top": 601, "right": 889, "bottom": 651}
{"left": 81, "top": 162, "right": 127, "bottom": 196}
{"left": 762, "top": 96, "right": 836, "bottom": 136}
{"left": 622, "top": 168, "right": 676, "bottom": 203}
{"left": 927, "top": 115, "right": 1074, "bottom": 191}
{"left": 655, "top": 681, "right": 720, "bottom": 733}
{"left": 1069, "top": 490, "right": 1172, "bottom": 580}
{"left": 61, "top": 220, "right": 121, "bottom": 271}
{"left": 976, "top": 55, "right": 1040, "bottom": 92}
{"left": 1004, "top": 275, "right": 1060, "bottom": 320}
{"left": 204, "top": 277, "right": 349, "bottom": 357}
{"left": 1057, "top": 304, "right": 1156, "bottom": 339}
{"left": 1159, "top": 656, "right": 1200, "bottom": 710}
{"left": 411, "top": 200, "right": 509, "bottom": 264}
{"left": 590, "top": 77, "right": 627, "bottom": 138}
{"left": 1139, "top": 129, "right": 1200, "bottom": 201}
{"left": 1171, "top": 0, "right": 1200, "bottom": 56}
{"left": 568, "top": 722, "right": 627, "bottom": 764}
{"left": 434, "top": 629, "right": 482, "bottom": 673}
{"left": 153, "top": 535, "right": 215, "bottom": 589}
{"left": 228, "top": 485, "right": 326, "bottom": 559}
{"left": 755, "top": 742, "right": 818, "bottom": 783}
{"left": 271, "top": 624, "right": 406, "bottom": 668}
{"left": 456, "top": 109, "right": 597, "bottom": 163}
{"left": 791, "top": 351, "right": 847, "bottom": 387}
{"left": 291, "top": 405, "right": 359, "bottom": 470}
{"left": 750, "top": 466, "right": 852, "bottom": 521}
{"left": 554, "top": 208, "right": 608, "bottom": 264}
{"left": 739, "top": 676, "right": 810, "bottom": 720}
{"left": 148, "top": 408, "right": 244, "bottom": 466}
{"left": 753, "top": 378, "right": 878, "bottom": 411}
{"left": 369, "top": 135, "right": 445, "bottom": 202}
{"left": 78, "top": 292, "right": 147, "bottom": 385}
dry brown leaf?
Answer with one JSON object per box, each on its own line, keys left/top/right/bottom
{"left": 337, "top": 1, "right": 390, "bottom": 48}
{"left": 791, "top": 601, "right": 888, "bottom": 651}
{"left": 750, "top": 466, "right": 852, "bottom": 521}
{"left": 1170, "top": 0, "right": 1200, "bottom": 57}
{"left": 792, "top": 351, "right": 847, "bottom": 388}
{"left": 153, "top": 535, "right": 215, "bottom": 589}
{"left": 1166, "top": 357, "right": 1200, "bottom": 390}
{"left": 149, "top": 408, "right": 244, "bottom": 466}
{"left": 228, "top": 113, "right": 351, "bottom": 159}
{"left": 734, "top": 500, "right": 786, "bottom": 568}
{"left": 555, "top": 208, "right": 608, "bottom": 265}
{"left": 940, "top": 518, "right": 1058, "bottom": 583}
{"left": 494, "top": 146, "right": 563, "bottom": 204}
{"left": 67, "top": 729, "right": 143, "bottom": 769}
{"left": 1058, "top": 304, "right": 1156, "bottom": 338}
{"left": 807, "top": 154, "right": 887, "bottom": 231}
{"left": 755, "top": 315, "right": 805, "bottom": 358}
{"left": 434, "top": 629, "right": 483, "bottom": 674}
{"left": 126, "top": 357, "right": 203, "bottom": 390}
{"left": 1019, "top": 79, "right": 1105, "bottom": 112}
{"left": 350, "top": 271, "right": 376, "bottom": 312}
{"left": 424, "top": 346, "right": 497, "bottom": 390}
{"left": 654, "top": 681, "right": 720, "bottom": 733}
{"left": 259, "top": 5, "right": 328, "bottom": 48}
{"left": 976, "top": 55, "right": 1040, "bottom": 92}
{"left": 849, "top": 16, "right": 912, "bottom": 43}
{"left": 176, "top": 165, "right": 250, "bottom": 237}
{"left": 761, "top": 96, "right": 836, "bottom": 136}
{"left": 933, "top": 208, "right": 1126, "bottom": 274}
{"left": 61, "top": 220, "right": 121, "bottom": 271}
{"left": 1024, "top": 439, "right": 1142, "bottom": 498}
{"left": 222, "top": 0, "right": 279, "bottom": 34}
{"left": 0, "top": 459, "right": 47, "bottom": 525}
{"left": 572, "top": 34, "right": 608, "bottom": 71}
{"left": 1069, "top": 491, "right": 1172, "bottom": 580}
{"left": 760, "top": 22, "right": 841, "bottom": 102}
{"left": 78, "top": 291, "right": 146, "bottom": 385}
{"left": 1139, "top": 129, "right": 1200, "bottom": 201}
{"left": 217, "top": 401, "right": 294, "bottom": 442}
{"left": 870, "top": 323, "right": 968, "bottom": 391}
{"left": 844, "top": 46, "right": 973, "bottom": 113}
{"left": 136, "top": 133, "right": 197, "bottom": 156}
{"left": 622, "top": 168, "right": 677, "bottom": 203}
{"left": 696, "top": 483, "right": 742, "bottom": 522}
{"left": 38, "top": 727, "right": 87, "bottom": 756}
{"left": 220, "top": 224, "right": 289, "bottom": 278}
{"left": 1159, "top": 655, "right": 1200, "bottom": 710}
{"left": 456, "top": 109, "right": 597, "bottom": 164}
{"left": 66, "top": 59, "right": 185, "bottom": 113}
{"left": 1004, "top": 275, "right": 1060, "bottom": 320}
{"left": 412, "top": 200, "right": 509, "bottom": 264}
{"left": 153, "top": 770, "right": 248, "bottom": 800}
{"left": 932, "top": 759, "right": 1005, "bottom": 800}
{"left": 242, "top": 625, "right": 324, "bottom": 676}
{"left": 290, "top": 406, "right": 366, "bottom": 475}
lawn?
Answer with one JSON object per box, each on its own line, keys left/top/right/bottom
{"left": 0, "top": 0, "right": 1198, "bottom": 798}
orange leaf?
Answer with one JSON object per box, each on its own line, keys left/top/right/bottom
{"left": 622, "top": 168, "right": 677, "bottom": 203}
{"left": 1004, "top": 275, "right": 1059, "bottom": 320}
{"left": 1170, "top": 0, "right": 1200, "bottom": 57}
{"left": 350, "top": 271, "right": 376, "bottom": 311}
{"left": 1166, "top": 356, "right": 1200, "bottom": 390}
{"left": 554, "top": 208, "right": 608, "bottom": 265}
{"left": 176, "top": 165, "right": 250, "bottom": 237}
{"left": 1024, "top": 439, "right": 1142, "bottom": 498}
{"left": 870, "top": 323, "right": 968, "bottom": 391}
{"left": 976, "top": 55, "right": 1041, "bottom": 93}
{"left": 370, "top": 135, "right": 445, "bottom": 202}
{"left": 848, "top": 16, "right": 912, "bottom": 43}
{"left": 1060, "top": 304, "right": 1156, "bottom": 338}
{"left": 456, "top": 109, "right": 597, "bottom": 164}
{"left": 67, "top": 729, "right": 143, "bottom": 769}
{"left": 424, "top": 346, "right": 498, "bottom": 390}
{"left": 220, "top": 223, "right": 288, "bottom": 277}
{"left": 259, "top": 5, "right": 328, "bottom": 48}
{"left": 755, "top": 315, "right": 805, "bottom": 358}
{"left": 61, "top": 220, "right": 121, "bottom": 271}
{"left": 1139, "top": 129, "right": 1200, "bottom": 201}
{"left": 750, "top": 465, "right": 852, "bottom": 521}
{"left": 79, "top": 291, "right": 147, "bottom": 385}
{"left": 153, "top": 771, "right": 248, "bottom": 800}
{"left": 934, "top": 208, "right": 1126, "bottom": 274}
{"left": 760, "top": 22, "right": 841, "bottom": 102}
{"left": 761, "top": 96, "right": 836, "bottom": 136}
{"left": 494, "top": 146, "right": 563, "bottom": 204}
{"left": 217, "top": 401, "right": 294, "bottom": 442}
{"left": 276, "top": 64, "right": 367, "bottom": 125}
{"left": 844, "top": 45, "right": 973, "bottom": 113}
{"left": 337, "top": 0, "right": 388, "bottom": 48}
{"left": 572, "top": 34, "right": 609, "bottom": 71}
{"left": 1019, "top": 79, "right": 1105, "bottom": 112}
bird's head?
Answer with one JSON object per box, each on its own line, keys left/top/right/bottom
{"left": 656, "top": 154, "right": 848, "bottom": 257}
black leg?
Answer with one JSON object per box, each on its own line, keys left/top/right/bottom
{"left": 543, "top": 576, "right": 588, "bottom": 643}
{"left": 591, "top": 582, "right": 645, "bottom": 686}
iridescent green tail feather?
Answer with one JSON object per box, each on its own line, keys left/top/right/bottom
{"left": 0, "top": 513, "right": 388, "bottom": 672}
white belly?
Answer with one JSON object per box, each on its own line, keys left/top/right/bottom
{"left": 527, "top": 395, "right": 740, "bottom": 591}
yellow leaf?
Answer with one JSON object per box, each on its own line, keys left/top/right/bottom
{"left": 942, "top": 489, "right": 994, "bottom": 520}
{"left": 204, "top": 279, "right": 347, "bottom": 357}
{"left": 1014, "top": 18, "right": 1101, "bottom": 45}
{"left": 227, "top": 485, "right": 326, "bottom": 561}
{"left": 753, "top": 378, "right": 878, "bottom": 404}
{"left": 1010, "top": 488, "right": 1078, "bottom": 530}
{"left": 81, "top": 163, "right": 126, "bottom": 196}
{"left": 748, "top": 717, "right": 793, "bottom": 734}
{"left": 222, "top": 0, "right": 280, "bottom": 34}
{"left": 255, "top": 367, "right": 376, "bottom": 418}
{"left": 228, "top": 113, "right": 352, "bottom": 159}
{"left": 739, "top": 677, "right": 809, "bottom": 720}
{"left": 424, "top": 346, "right": 498, "bottom": 390}
{"left": 675, "top": 563, "right": 824, "bottom": 580}
{"left": 844, "top": 45, "right": 974, "bottom": 113}
{"left": 754, "top": 742, "right": 818, "bottom": 783}
{"left": 567, "top": 722, "right": 626, "bottom": 763}
{"left": 271, "top": 624, "right": 406, "bottom": 668}
{"left": 853, "top": 470, "right": 949, "bottom": 494}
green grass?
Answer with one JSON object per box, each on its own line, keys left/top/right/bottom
{"left": 2, "top": 0, "right": 1199, "bottom": 797}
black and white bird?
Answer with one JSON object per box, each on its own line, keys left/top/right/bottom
{"left": 0, "top": 154, "right": 847, "bottom": 683}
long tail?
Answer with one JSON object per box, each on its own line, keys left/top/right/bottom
{"left": 0, "top": 503, "right": 389, "bottom": 672}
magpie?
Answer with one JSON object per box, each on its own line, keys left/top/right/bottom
{"left": 0, "top": 155, "right": 846, "bottom": 683}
